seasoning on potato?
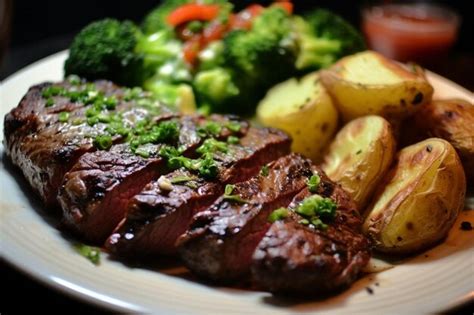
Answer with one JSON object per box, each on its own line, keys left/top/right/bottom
{"left": 320, "top": 50, "right": 434, "bottom": 123}
{"left": 257, "top": 72, "right": 339, "bottom": 162}
{"left": 322, "top": 115, "right": 396, "bottom": 210}
{"left": 363, "top": 138, "right": 466, "bottom": 255}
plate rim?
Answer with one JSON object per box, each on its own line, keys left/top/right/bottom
{"left": 1, "top": 50, "right": 473, "bottom": 314}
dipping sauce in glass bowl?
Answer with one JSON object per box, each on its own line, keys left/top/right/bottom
{"left": 362, "top": 3, "right": 460, "bottom": 64}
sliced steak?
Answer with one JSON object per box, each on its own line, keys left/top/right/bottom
{"left": 177, "top": 153, "right": 314, "bottom": 282}
{"left": 251, "top": 184, "right": 371, "bottom": 295}
{"left": 106, "top": 127, "right": 291, "bottom": 257}
{"left": 3, "top": 80, "right": 173, "bottom": 206}
{"left": 58, "top": 115, "right": 247, "bottom": 244}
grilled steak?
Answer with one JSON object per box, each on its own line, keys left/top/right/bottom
{"left": 177, "top": 153, "right": 315, "bottom": 282}
{"left": 4, "top": 78, "right": 370, "bottom": 295}
{"left": 251, "top": 185, "right": 371, "bottom": 294}
{"left": 106, "top": 127, "right": 291, "bottom": 257}
{"left": 58, "top": 115, "right": 249, "bottom": 244}
{"left": 3, "top": 80, "right": 172, "bottom": 206}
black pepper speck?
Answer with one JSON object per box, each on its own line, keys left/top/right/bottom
{"left": 460, "top": 221, "right": 472, "bottom": 231}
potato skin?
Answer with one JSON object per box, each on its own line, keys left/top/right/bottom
{"left": 412, "top": 99, "right": 474, "bottom": 181}
{"left": 320, "top": 51, "right": 434, "bottom": 123}
{"left": 322, "top": 115, "right": 396, "bottom": 210}
{"left": 257, "top": 72, "right": 339, "bottom": 162}
{"left": 363, "top": 138, "right": 466, "bottom": 255}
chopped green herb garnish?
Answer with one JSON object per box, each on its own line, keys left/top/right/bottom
{"left": 74, "top": 243, "right": 100, "bottom": 265}
{"left": 159, "top": 145, "right": 183, "bottom": 160}
{"left": 226, "top": 121, "right": 241, "bottom": 133}
{"left": 197, "top": 121, "right": 222, "bottom": 137}
{"left": 45, "top": 98, "right": 55, "bottom": 107}
{"left": 307, "top": 174, "right": 320, "bottom": 193}
{"left": 223, "top": 183, "right": 248, "bottom": 203}
{"left": 196, "top": 153, "right": 219, "bottom": 179}
{"left": 268, "top": 207, "right": 289, "bottom": 223}
{"left": 97, "top": 113, "right": 111, "bottom": 123}
{"left": 224, "top": 184, "right": 235, "bottom": 195}
{"left": 58, "top": 112, "right": 70, "bottom": 122}
{"left": 196, "top": 138, "right": 228, "bottom": 155}
{"left": 135, "top": 146, "right": 153, "bottom": 158}
{"left": 260, "top": 165, "right": 269, "bottom": 177}
{"left": 94, "top": 134, "right": 113, "bottom": 150}
{"left": 87, "top": 116, "right": 100, "bottom": 126}
{"left": 227, "top": 136, "right": 239, "bottom": 144}
{"left": 123, "top": 87, "right": 144, "bottom": 101}
{"left": 72, "top": 118, "right": 83, "bottom": 125}
{"left": 42, "top": 85, "right": 65, "bottom": 98}
{"left": 294, "top": 195, "right": 336, "bottom": 230}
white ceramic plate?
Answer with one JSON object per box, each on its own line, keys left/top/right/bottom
{"left": 1, "top": 51, "right": 473, "bottom": 314}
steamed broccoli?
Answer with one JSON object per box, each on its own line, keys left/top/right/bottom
{"left": 65, "top": 18, "right": 195, "bottom": 110}
{"left": 64, "top": 19, "right": 143, "bottom": 86}
{"left": 194, "top": 6, "right": 297, "bottom": 115}
{"left": 295, "top": 9, "right": 366, "bottom": 71}
{"left": 223, "top": 7, "right": 297, "bottom": 85}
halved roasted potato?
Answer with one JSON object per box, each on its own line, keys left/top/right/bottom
{"left": 363, "top": 138, "right": 466, "bottom": 254}
{"left": 413, "top": 99, "right": 474, "bottom": 182}
{"left": 320, "top": 51, "right": 434, "bottom": 122}
{"left": 322, "top": 115, "right": 396, "bottom": 209}
{"left": 257, "top": 72, "right": 338, "bottom": 162}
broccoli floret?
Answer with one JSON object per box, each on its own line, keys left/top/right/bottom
{"left": 193, "top": 68, "right": 239, "bottom": 104}
{"left": 204, "top": 7, "right": 297, "bottom": 115}
{"left": 223, "top": 7, "right": 297, "bottom": 85}
{"left": 64, "top": 19, "right": 143, "bottom": 86}
{"left": 295, "top": 9, "right": 365, "bottom": 71}
{"left": 197, "top": 41, "right": 225, "bottom": 71}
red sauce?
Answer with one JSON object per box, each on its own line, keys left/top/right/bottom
{"left": 362, "top": 4, "right": 460, "bottom": 63}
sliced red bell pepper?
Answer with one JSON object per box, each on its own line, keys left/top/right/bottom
{"left": 167, "top": 3, "right": 220, "bottom": 27}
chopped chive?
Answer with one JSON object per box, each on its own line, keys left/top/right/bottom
{"left": 227, "top": 136, "right": 239, "bottom": 144}
{"left": 58, "top": 112, "right": 70, "bottom": 122}
{"left": 268, "top": 207, "right": 289, "bottom": 223}
{"left": 45, "top": 98, "right": 55, "bottom": 107}
{"left": 260, "top": 165, "right": 269, "bottom": 177}
{"left": 94, "top": 134, "right": 113, "bottom": 150}
{"left": 307, "top": 174, "right": 320, "bottom": 193}
{"left": 74, "top": 243, "right": 100, "bottom": 265}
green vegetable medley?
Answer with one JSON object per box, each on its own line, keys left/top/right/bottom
{"left": 64, "top": 1, "right": 365, "bottom": 116}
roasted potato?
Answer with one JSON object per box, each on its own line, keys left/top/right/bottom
{"left": 322, "top": 115, "right": 396, "bottom": 209}
{"left": 363, "top": 138, "right": 466, "bottom": 254}
{"left": 412, "top": 99, "right": 474, "bottom": 182}
{"left": 320, "top": 51, "right": 434, "bottom": 123}
{"left": 257, "top": 72, "right": 338, "bottom": 162}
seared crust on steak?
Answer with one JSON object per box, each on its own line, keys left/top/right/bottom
{"left": 106, "top": 127, "right": 291, "bottom": 257}
{"left": 251, "top": 185, "right": 371, "bottom": 294}
{"left": 177, "top": 153, "right": 315, "bottom": 282}
{"left": 3, "top": 80, "right": 173, "bottom": 206}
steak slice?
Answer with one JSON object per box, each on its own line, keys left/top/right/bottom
{"left": 106, "top": 127, "right": 291, "bottom": 257}
{"left": 251, "top": 184, "right": 371, "bottom": 294}
{"left": 58, "top": 115, "right": 247, "bottom": 244}
{"left": 3, "top": 80, "right": 173, "bottom": 206}
{"left": 177, "top": 153, "right": 314, "bottom": 282}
